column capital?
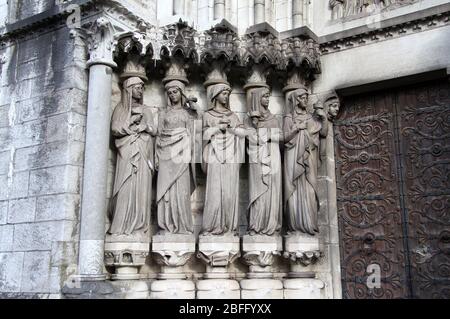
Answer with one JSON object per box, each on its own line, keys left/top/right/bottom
{"left": 86, "top": 17, "right": 118, "bottom": 68}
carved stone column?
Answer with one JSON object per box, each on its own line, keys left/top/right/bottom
{"left": 78, "top": 17, "right": 117, "bottom": 282}
{"left": 292, "top": 0, "right": 304, "bottom": 28}
{"left": 214, "top": 0, "right": 226, "bottom": 20}
{"left": 254, "top": 0, "right": 266, "bottom": 24}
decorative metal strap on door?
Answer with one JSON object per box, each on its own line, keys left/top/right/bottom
{"left": 335, "top": 80, "right": 450, "bottom": 299}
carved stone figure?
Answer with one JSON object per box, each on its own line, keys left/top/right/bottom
{"left": 329, "top": 0, "right": 345, "bottom": 20}
{"left": 109, "top": 77, "right": 157, "bottom": 236}
{"left": 156, "top": 79, "right": 200, "bottom": 234}
{"left": 246, "top": 87, "right": 282, "bottom": 236}
{"left": 201, "top": 83, "right": 246, "bottom": 236}
{"left": 283, "top": 87, "right": 328, "bottom": 236}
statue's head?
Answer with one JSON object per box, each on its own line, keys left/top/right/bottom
{"left": 123, "top": 77, "right": 145, "bottom": 103}
{"left": 324, "top": 94, "right": 340, "bottom": 120}
{"left": 290, "top": 87, "right": 309, "bottom": 110}
{"left": 164, "top": 80, "right": 186, "bottom": 107}
{"left": 260, "top": 88, "right": 271, "bottom": 109}
{"left": 208, "top": 83, "right": 232, "bottom": 110}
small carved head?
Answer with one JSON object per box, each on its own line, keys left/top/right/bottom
{"left": 324, "top": 94, "right": 341, "bottom": 120}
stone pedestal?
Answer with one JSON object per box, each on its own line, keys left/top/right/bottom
{"left": 150, "top": 234, "right": 196, "bottom": 299}
{"left": 152, "top": 234, "right": 196, "bottom": 279}
{"left": 196, "top": 235, "right": 240, "bottom": 299}
{"left": 284, "top": 234, "right": 322, "bottom": 278}
{"left": 241, "top": 279, "right": 284, "bottom": 299}
{"left": 282, "top": 233, "right": 324, "bottom": 299}
{"left": 104, "top": 234, "right": 150, "bottom": 280}
{"left": 242, "top": 235, "right": 282, "bottom": 278}
{"left": 150, "top": 280, "right": 196, "bottom": 299}
{"left": 283, "top": 278, "right": 325, "bottom": 299}
{"left": 240, "top": 235, "right": 283, "bottom": 299}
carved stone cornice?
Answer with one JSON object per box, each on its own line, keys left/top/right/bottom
{"left": 321, "top": 11, "right": 450, "bottom": 55}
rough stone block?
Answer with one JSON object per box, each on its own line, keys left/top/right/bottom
{"left": 0, "top": 200, "right": 7, "bottom": 225}
{"left": 13, "top": 221, "right": 77, "bottom": 251}
{"left": 8, "top": 197, "right": 36, "bottom": 224}
{"left": 0, "top": 104, "right": 9, "bottom": 128}
{"left": 0, "top": 225, "right": 14, "bottom": 251}
{"left": 16, "top": 98, "right": 41, "bottom": 123}
{"left": 0, "top": 127, "right": 11, "bottom": 151}
{"left": 29, "top": 165, "right": 80, "bottom": 196}
{"left": 0, "top": 150, "right": 10, "bottom": 175}
{"left": 0, "top": 252, "right": 24, "bottom": 292}
{"left": 11, "top": 120, "right": 45, "bottom": 148}
{"left": 21, "top": 251, "right": 51, "bottom": 293}
{"left": 0, "top": 174, "right": 8, "bottom": 200}
{"left": 14, "top": 141, "right": 84, "bottom": 172}
{"left": 50, "top": 241, "right": 78, "bottom": 268}
{"left": 8, "top": 171, "right": 30, "bottom": 199}
{"left": 35, "top": 194, "right": 80, "bottom": 221}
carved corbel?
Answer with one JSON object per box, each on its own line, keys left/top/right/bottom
{"left": 239, "top": 31, "right": 283, "bottom": 69}
{"left": 281, "top": 36, "right": 321, "bottom": 94}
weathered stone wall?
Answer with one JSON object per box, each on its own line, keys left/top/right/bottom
{"left": 0, "top": 21, "right": 88, "bottom": 297}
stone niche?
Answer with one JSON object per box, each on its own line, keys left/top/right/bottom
{"left": 98, "top": 19, "right": 338, "bottom": 299}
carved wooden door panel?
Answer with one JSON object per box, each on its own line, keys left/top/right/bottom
{"left": 397, "top": 81, "right": 450, "bottom": 298}
{"left": 335, "top": 91, "right": 409, "bottom": 299}
{"left": 335, "top": 79, "right": 450, "bottom": 299}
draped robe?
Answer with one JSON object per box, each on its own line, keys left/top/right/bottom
{"left": 156, "top": 107, "right": 198, "bottom": 234}
{"left": 201, "top": 109, "right": 244, "bottom": 235}
{"left": 283, "top": 112, "right": 323, "bottom": 235}
{"left": 247, "top": 113, "right": 282, "bottom": 236}
{"left": 109, "top": 103, "right": 155, "bottom": 235}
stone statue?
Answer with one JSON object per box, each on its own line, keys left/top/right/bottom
{"left": 329, "top": 0, "right": 345, "bottom": 19}
{"left": 246, "top": 87, "right": 282, "bottom": 236}
{"left": 201, "top": 83, "right": 246, "bottom": 236}
{"left": 283, "top": 87, "right": 328, "bottom": 236}
{"left": 155, "top": 79, "right": 200, "bottom": 234}
{"left": 109, "top": 77, "right": 157, "bottom": 236}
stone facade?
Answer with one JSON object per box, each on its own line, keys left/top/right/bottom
{"left": 0, "top": 0, "right": 449, "bottom": 299}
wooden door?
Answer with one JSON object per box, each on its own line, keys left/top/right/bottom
{"left": 335, "top": 79, "right": 450, "bottom": 299}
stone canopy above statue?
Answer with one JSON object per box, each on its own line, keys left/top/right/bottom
{"left": 110, "top": 19, "right": 322, "bottom": 87}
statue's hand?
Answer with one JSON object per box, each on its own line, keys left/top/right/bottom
{"left": 294, "top": 122, "right": 307, "bottom": 131}
{"left": 315, "top": 108, "right": 326, "bottom": 120}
